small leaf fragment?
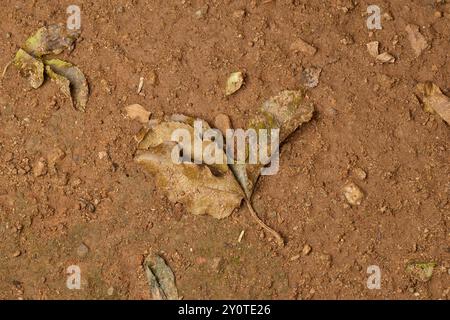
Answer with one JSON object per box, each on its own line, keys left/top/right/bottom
{"left": 143, "top": 254, "right": 179, "bottom": 300}
{"left": 225, "top": 71, "right": 244, "bottom": 96}
{"left": 417, "top": 82, "right": 450, "bottom": 125}
{"left": 44, "top": 59, "right": 89, "bottom": 111}
{"left": 13, "top": 49, "right": 44, "bottom": 89}
{"left": 45, "top": 65, "right": 71, "bottom": 98}
{"left": 406, "top": 262, "right": 436, "bottom": 282}
{"left": 23, "top": 24, "right": 80, "bottom": 57}
{"left": 124, "top": 104, "right": 151, "bottom": 124}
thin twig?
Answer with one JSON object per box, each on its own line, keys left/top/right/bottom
{"left": 2, "top": 60, "right": 13, "bottom": 78}
{"left": 245, "top": 198, "right": 284, "bottom": 247}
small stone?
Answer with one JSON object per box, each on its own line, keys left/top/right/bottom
{"left": 366, "top": 41, "right": 379, "bottom": 58}
{"left": 47, "top": 148, "right": 65, "bottom": 166}
{"left": 76, "top": 243, "right": 89, "bottom": 258}
{"left": 4, "top": 152, "right": 13, "bottom": 162}
{"left": 300, "top": 67, "right": 322, "bottom": 88}
{"left": 6, "top": 32, "right": 11, "bottom": 38}
{"left": 225, "top": 71, "right": 244, "bottom": 96}
{"left": 233, "top": 9, "right": 246, "bottom": 19}
{"left": 148, "top": 70, "right": 158, "bottom": 86}
{"left": 211, "top": 257, "right": 223, "bottom": 273}
{"left": 214, "top": 114, "right": 232, "bottom": 136}
{"left": 343, "top": 182, "right": 364, "bottom": 206}
{"left": 33, "top": 158, "right": 47, "bottom": 177}
{"left": 107, "top": 287, "right": 114, "bottom": 296}
{"left": 376, "top": 52, "right": 396, "bottom": 64}
{"left": 353, "top": 168, "right": 367, "bottom": 180}
{"left": 98, "top": 151, "right": 108, "bottom": 160}
{"left": 12, "top": 250, "right": 21, "bottom": 257}
{"left": 434, "top": 11, "right": 442, "bottom": 18}
{"left": 290, "top": 255, "right": 301, "bottom": 261}
{"left": 290, "top": 38, "right": 317, "bottom": 56}
{"left": 194, "top": 5, "right": 209, "bottom": 19}
{"left": 302, "top": 244, "right": 312, "bottom": 256}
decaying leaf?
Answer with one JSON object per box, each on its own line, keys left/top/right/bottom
{"left": 225, "top": 71, "right": 244, "bottom": 96}
{"left": 232, "top": 90, "right": 314, "bottom": 199}
{"left": 44, "top": 59, "right": 89, "bottom": 111}
{"left": 136, "top": 142, "right": 243, "bottom": 219}
{"left": 22, "top": 24, "right": 80, "bottom": 57}
{"left": 417, "top": 82, "right": 450, "bottom": 125}
{"left": 143, "top": 254, "right": 179, "bottom": 300}
{"left": 13, "top": 49, "right": 44, "bottom": 89}
{"left": 136, "top": 114, "right": 243, "bottom": 219}
{"left": 125, "top": 104, "right": 151, "bottom": 123}
{"left": 11, "top": 24, "right": 88, "bottom": 111}
{"left": 406, "top": 262, "right": 436, "bottom": 282}
{"left": 133, "top": 90, "right": 314, "bottom": 246}
{"left": 405, "top": 24, "right": 429, "bottom": 57}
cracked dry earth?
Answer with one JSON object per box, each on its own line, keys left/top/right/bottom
{"left": 0, "top": 0, "right": 449, "bottom": 299}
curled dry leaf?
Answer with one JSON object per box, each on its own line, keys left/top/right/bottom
{"left": 417, "top": 82, "right": 450, "bottom": 125}
{"left": 405, "top": 24, "right": 429, "bottom": 57}
{"left": 13, "top": 49, "right": 45, "bottom": 89}
{"left": 44, "top": 59, "right": 89, "bottom": 112}
{"left": 143, "top": 254, "right": 179, "bottom": 300}
{"left": 12, "top": 24, "right": 88, "bottom": 111}
{"left": 225, "top": 71, "right": 244, "bottom": 96}
{"left": 125, "top": 104, "right": 151, "bottom": 124}
{"left": 22, "top": 24, "right": 80, "bottom": 57}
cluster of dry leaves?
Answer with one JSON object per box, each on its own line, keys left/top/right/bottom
{"left": 11, "top": 24, "right": 89, "bottom": 111}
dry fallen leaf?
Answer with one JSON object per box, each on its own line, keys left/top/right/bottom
{"left": 133, "top": 90, "right": 314, "bottom": 246}
{"left": 405, "top": 24, "right": 429, "bottom": 57}
{"left": 44, "top": 59, "right": 89, "bottom": 112}
{"left": 143, "top": 254, "right": 179, "bottom": 300}
{"left": 417, "top": 82, "right": 450, "bottom": 125}
{"left": 136, "top": 142, "right": 243, "bottom": 219}
{"left": 125, "top": 104, "right": 151, "bottom": 124}
{"left": 225, "top": 71, "right": 244, "bottom": 96}
{"left": 12, "top": 24, "right": 88, "bottom": 111}
{"left": 13, "top": 49, "right": 44, "bottom": 89}
{"left": 22, "top": 24, "right": 80, "bottom": 57}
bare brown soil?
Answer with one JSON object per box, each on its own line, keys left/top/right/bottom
{"left": 0, "top": 0, "right": 449, "bottom": 299}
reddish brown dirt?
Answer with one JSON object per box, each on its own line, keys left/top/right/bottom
{"left": 0, "top": 0, "right": 449, "bottom": 300}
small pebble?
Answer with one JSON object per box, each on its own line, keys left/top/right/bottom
{"left": 302, "top": 244, "right": 312, "bottom": 256}
{"left": 76, "top": 243, "right": 89, "bottom": 258}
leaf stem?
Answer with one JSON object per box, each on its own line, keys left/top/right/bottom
{"left": 245, "top": 198, "right": 284, "bottom": 247}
